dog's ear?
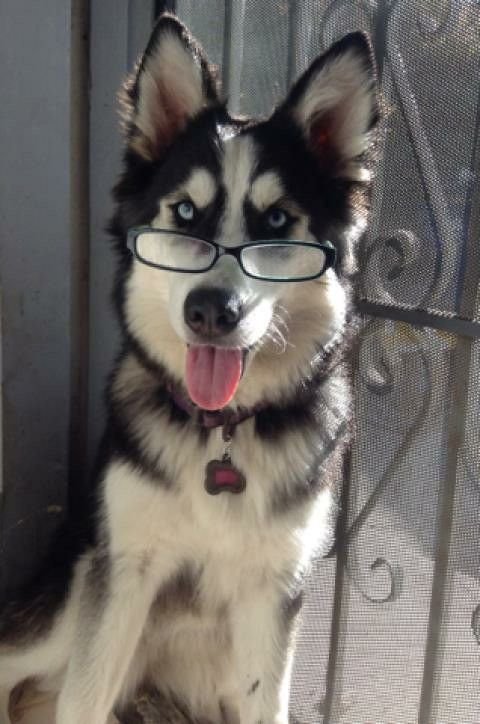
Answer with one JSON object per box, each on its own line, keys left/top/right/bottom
{"left": 125, "top": 15, "right": 218, "bottom": 162}
{"left": 280, "top": 32, "right": 378, "bottom": 179}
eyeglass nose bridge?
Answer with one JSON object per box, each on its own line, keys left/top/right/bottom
{"left": 214, "top": 243, "right": 243, "bottom": 267}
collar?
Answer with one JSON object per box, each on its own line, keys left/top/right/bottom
{"left": 165, "top": 331, "right": 349, "bottom": 439}
{"left": 168, "top": 383, "right": 263, "bottom": 440}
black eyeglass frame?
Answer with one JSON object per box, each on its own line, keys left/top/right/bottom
{"left": 126, "top": 227, "right": 337, "bottom": 282}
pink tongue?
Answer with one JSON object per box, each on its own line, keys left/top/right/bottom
{"left": 186, "top": 346, "right": 243, "bottom": 410}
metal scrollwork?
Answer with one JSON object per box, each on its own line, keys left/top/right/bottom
{"left": 318, "top": 0, "right": 374, "bottom": 47}
{"left": 471, "top": 604, "right": 480, "bottom": 645}
{"left": 316, "top": 0, "right": 461, "bottom": 311}
{"left": 364, "top": 0, "right": 459, "bottom": 310}
{"left": 362, "top": 228, "right": 441, "bottom": 310}
{"left": 459, "top": 362, "right": 480, "bottom": 495}
{"left": 348, "top": 320, "right": 431, "bottom": 541}
{"left": 340, "top": 320, "right": 431, "bottom": 602}
{"left": 416, "top": 0, "right": 454, "bottom": 39}
{"left": 459, "top": 387, "right": 480, "bottom": 637}
{"left": 347, "top": 556, "right": 399, "bottom": 604}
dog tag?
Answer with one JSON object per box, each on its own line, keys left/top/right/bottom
{"left": 204, "top": 457, "right": 246, "bottom": 495}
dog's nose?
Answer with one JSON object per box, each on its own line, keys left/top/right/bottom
{"left": 184, "top": 287, "right": 243, "bottom": 338}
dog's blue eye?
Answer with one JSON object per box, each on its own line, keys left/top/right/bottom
{"left": 175, "top": 201, "right": 196, "bottom": 222}
{"left": 266, "top": 208, "right": 288, "bottom": 230}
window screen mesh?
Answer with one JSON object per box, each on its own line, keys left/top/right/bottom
{"left": 176, "top": 1, "right": 480, "bottom": 722}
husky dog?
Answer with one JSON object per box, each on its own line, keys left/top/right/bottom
{"left": 0, "top": 15, "right": 377, "bottom": 724}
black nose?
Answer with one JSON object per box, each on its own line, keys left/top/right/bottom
{"left": 184, "top": 287, "right": 243, "bottom": 338}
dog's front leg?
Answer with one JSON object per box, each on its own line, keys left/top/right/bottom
{"left": 55, "top": 552, "right": 174, "bottom": 724}
{"left": 232, "top": 589, "right": 299, "bottom": 724}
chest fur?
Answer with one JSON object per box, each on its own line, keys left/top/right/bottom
{"left": 101, "top": 443, "right": 333, "bottom": 600}
{"left": 102, "top": 353, "right": 347, "bottom": 589}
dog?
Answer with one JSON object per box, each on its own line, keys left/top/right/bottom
{"left": 0, "top": 15, "right": 377, "bottom": 724}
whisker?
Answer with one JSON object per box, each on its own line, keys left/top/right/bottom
{"left": 265, "top": 308, "right": 295, "bottom": 354}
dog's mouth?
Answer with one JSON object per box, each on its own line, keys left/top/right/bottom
{"left": 185, "top": 345, "right": 247, "bottom": 411}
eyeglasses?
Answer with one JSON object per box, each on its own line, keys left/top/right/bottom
{"left": 126, "top": 227, "right": 336, "bottom": 282}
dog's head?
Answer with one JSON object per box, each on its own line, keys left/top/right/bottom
{"left": 111, "top": 16, "right": 378, "bottom": 410}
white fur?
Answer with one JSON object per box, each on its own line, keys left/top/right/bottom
{"left": 294, "top": 48, "right": 374, "bottom": 174}
{"left": 235, "top": 273, "right": 347, "bottom": 408}
{"left": 220, "top": 135, "right": 256, "bottom": 244}
{"left": 169, "top": 167, "right": 217, "bottom": 210}
{"left": 0, "top": 445, "right": 333, "bottom": 723}
{"left": 132, "top": 33, "right": 207, "bottom": 160}
{"left": 250, "top": 171, "right": 284, "bottom": 211}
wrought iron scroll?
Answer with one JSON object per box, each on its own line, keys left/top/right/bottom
{"left": 459, "top": 386, "right": 480, "bottom": 647}
{"left": 320, "top": 0, "right": 461, "bottom": 314}
{"left": 341, "top": 319, "right": 432, "bottom": 603}
{"left": 471, "top": 604, "right": 480, "bottom": 645}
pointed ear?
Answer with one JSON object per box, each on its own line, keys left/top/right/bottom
{"left": 281, "top": 32, "right": 378, "bottom": 179}
{"left": 124, "top": 15, "right": 219, "bottom": 161}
